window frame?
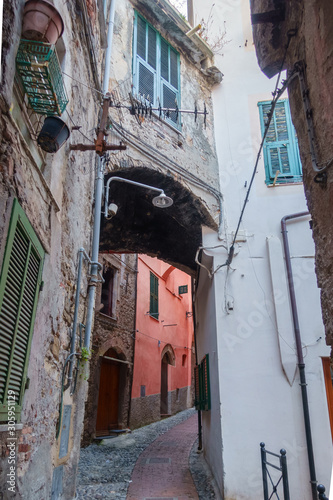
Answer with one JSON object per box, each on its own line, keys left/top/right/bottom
{"left": 132, "top": 11, "right": 181, "bottom": 129}
{"left": 149, "top": 271, "right": 159, "bottom": 320}
{"left": 100, "top": 266, "right": 115, "bottom": 318}
{"left": 258, "top": 98, "right": 302, "bottom": 185}
{"left": 0, "top": 199, "right": 45, "bottom": 422}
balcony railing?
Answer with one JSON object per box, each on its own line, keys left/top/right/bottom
{"left": 15, "top": 39, "right": 68, "bottom": 116}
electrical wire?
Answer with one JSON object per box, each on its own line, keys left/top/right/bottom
{"left": 65, "top": 109, "right": 95, "bottom": 144}
{"left": 62, "top": 71, "right": 104, "bottom": 96}
{"left": 136, "top": 329, "right": 192, "bottom": 350}
{"left": 212, "top": 33, "right": 298, "bottom": 273}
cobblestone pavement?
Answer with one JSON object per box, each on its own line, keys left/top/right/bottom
{"left": 76, "top": 408, "right": 217, "bottom": 499}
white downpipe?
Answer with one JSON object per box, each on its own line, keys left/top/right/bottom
{"left": 84, "top": 0, "right": 116, "bottom": 349}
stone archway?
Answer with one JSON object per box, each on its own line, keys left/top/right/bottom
{"left": 100, "top": 167, "right": 217, "bottom": 275}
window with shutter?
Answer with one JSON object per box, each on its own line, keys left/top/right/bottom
{"left": 0, "top": 199, "right": 44, "bottom": 422}
{"left": 133, "top": 11, "right": 181, "bottom": 129}
{"left": 149, "top": 272, "right": 159, "bottom": 320}
{"left": 258, "top": 99, "right": 302, "bottom": 185}
{"left": 194, "top": 354, "right": 211, "bottom": 411}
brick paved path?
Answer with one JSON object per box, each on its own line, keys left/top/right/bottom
{"left": 126, "top": 414, "right": 199, "bottom": 500}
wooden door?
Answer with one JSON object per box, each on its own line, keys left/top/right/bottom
{"left": 96, "top": 358, "right": 120, "bottom": 435}
{"left": 160, "top": 355, "right": 168, "bottom": 414}
{"left": 322, "top": 357, "right": 333, "bottom": 442}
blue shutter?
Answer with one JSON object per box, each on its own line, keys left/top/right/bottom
{"left": 258, "top": 99, "right": 302, "bottom": 184}
{"left": 133, "top": 12, "right": 181, "bottom": 128}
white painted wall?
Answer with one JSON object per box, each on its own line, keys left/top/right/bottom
{"left": 194, "top": 1, "right": 332, "bottom": 499}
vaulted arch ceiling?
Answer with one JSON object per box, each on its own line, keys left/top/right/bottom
{"left": 99, "top": 167, "right": 216, "bottom": 275}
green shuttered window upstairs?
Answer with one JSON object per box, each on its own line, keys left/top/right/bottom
{"left": 149, "top": 272, "right": 159, "bottom": 320}
{"left": 194, "top": 354, "right": 211, "bottom": 411}
{"left": 0, "top": 200, "right": 44, "bottom": 422}
{"left": 133, "top": 11, "right": 181, "bottom": 128}
{"left": 258, "top": 99, "right": 302, "bottom": 185}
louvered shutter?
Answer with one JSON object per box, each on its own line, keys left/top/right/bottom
{"left": 133, "top": 12, "right": 181, "bottom": 128}
{"left": 0, "top": 200, "right": 44, "bottom": 421}
{"left": 149, "top": 272, "right": 158, "bottom": 319}
{"left": 200, "top": 354, "right": 211, "bottom": 411}
{"left": 259, "top": 100, "right": 302, "bottom": 184}
{"left": 135, "top": 14, "right": 157, "bottom": 104}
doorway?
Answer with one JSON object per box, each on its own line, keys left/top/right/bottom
{"left": 160, "top": 353, "right": 169, "bottom": 415}
{"left": 96, "top": 348, "right": 120, "bottom": 436}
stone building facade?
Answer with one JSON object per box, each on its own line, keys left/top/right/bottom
{"left": 250, "top": 0, "right": 333, "bottom": 354}
{"left": 129, "top": 255, "right": 194, "bottom": 429}
{"left": 82, "top": 252, "right": 137, "bottom": 444}
{"left": 0, "top": 0, "right": 223, "bottom": 497}
{"left": 0, "top": 0, "right": 107, "bottom": 498}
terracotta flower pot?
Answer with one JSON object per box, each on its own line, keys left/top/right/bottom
{"left": 22, "top": 0, "right": 64, "bottom": 45}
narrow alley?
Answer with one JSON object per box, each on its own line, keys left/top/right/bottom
{"left": 76, "top": 409, "right": 216, "bottom": 499}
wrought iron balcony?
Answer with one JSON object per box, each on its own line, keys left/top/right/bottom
{"left": 15, "top": 39, "right": 68, "bottom": 116}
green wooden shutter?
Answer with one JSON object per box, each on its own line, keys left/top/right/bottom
{"left": 149, "top": 272, "right": 158, "bottom": 319}
{"left": 194, "top": 355, "right": 211, "bottom": 411}
{"left": 201, "top": 354, "right": 211, "bottom": 411}
{"left": 258, "top": 99, "right": 302, "bottom": 184}
{"left": 0, "top": 199, "right": 44, "bottom": 422}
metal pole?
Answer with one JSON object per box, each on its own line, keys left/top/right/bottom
{"left": 280, "top": 449, "right": 290, "bottom": 500}
{"left": 192, "top": 277, "right": 202, "bottom": 450}
{"left": 281, "top": 212, "right": 317, "bottom": 500}
{"left": 68, "top": 248, "right": 84, "bottom": 381}
{"left": 84, "top": 0, "right": 116, "bottom": 350}
{"left": 260, "top": 443, "right": 269, "bottom": 500}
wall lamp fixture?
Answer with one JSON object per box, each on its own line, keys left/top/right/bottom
{"left": 104, "top": 176, "right": 173, "bottom": 219}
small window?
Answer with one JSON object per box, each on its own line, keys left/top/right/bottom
{"left": 194, "top": 354, "right": 211, "bottom": 411}
{"left": 179, "top": 285, "right": 188, "bottom": 295}
{"left": 182, "top": 354, "right": 187, "bottom": 367}
{"left": 133, "top": 12, "right": 181, "bottom": 128}
{"left": 101, "top": 267, "right": 115, "bottom": 317}
{"left": 258, "top": 99, "right": 302, "bottom": 185}
{"left": 149, "top": 272, "right": 159, "bottom": 320}
{"left": 0, "top": 200, "right": 45, "bottom": 422}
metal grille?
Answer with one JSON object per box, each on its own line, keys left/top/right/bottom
{"left": 138, "top": 62, "right": 155, "bottom": 103}
{"left": 16, "top": 39, "right": 68, "bottom": 116}
{"left": 260, "top": 443, "right": 290, "bottom": 500}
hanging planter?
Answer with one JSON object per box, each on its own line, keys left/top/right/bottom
{"left": 37, "top": 116, "right": 70, "bottom": 153}
{"left": 22, "top": 0, "right": 64, "bottom": 45}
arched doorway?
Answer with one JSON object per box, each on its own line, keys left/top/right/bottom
{"left": 96, "top": 348, "right": 120, "bottom": 436}
{"left": 160, "top": 345, "right": 176, "bottom": 416}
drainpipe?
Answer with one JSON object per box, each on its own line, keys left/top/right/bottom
{"left": 127, "top": 254, "right": 138, "bottom": 428}
{"left": 84, "top": 0, "right": 116, "bottom": 350}
{"left": 192, "top": 277, "right": 202, "bottom": 450}
{"left": 281, "top": 211, "right": 317, "bottom": 500}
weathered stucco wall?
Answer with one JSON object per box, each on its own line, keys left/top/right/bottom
{"left": 251, "top": 0, "right": 333, "bottom": 352}
{"left": 0, "top": 0, "right": 105, "bottom": 498}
